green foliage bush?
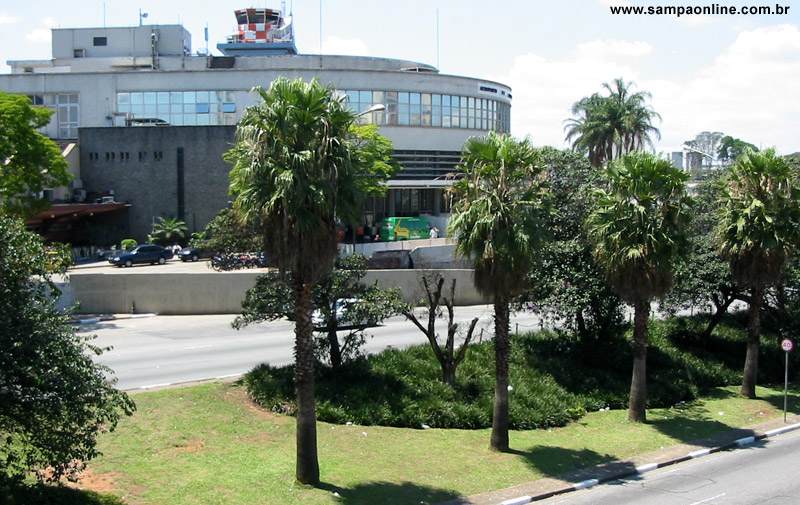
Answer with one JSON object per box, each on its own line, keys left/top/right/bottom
{"left": 120, "top": 238, "right": 137, "bottom": 250}
{"left": 245, "top": 312, "right": 791, "bottom": 430}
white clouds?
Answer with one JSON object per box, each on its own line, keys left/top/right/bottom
{"left": 575, "top": 39, "right": 653, "bottom": 59}
{"left": 24, "top": 16, "right": 57, "bottom": 44}
{"left": 0, "top": 12, "right": 22, "bottom": 24}
{"left": 506, "top": 39, "right": 649, "bottom": 147}
{"left": 25, "top": 29, "right": 50, "bottom": 44}
{"left": 656, "top": 24, "right": 800, "bottom": 151}
{"left": 507, "top": 25, "right": 800, "bottom": 154}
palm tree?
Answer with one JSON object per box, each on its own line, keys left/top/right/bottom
{"left": 150, "top": 216, "right": 188, "bottom": 245}
{"left": 448, "top": 131, "right": 551, "bottom": 451}
{"left": 565, "top": 78, "right": 661, "bottom": 168}
{"left": 716, "top": 148, "right": 800, "bottom": 398}
{"left": 226, "top": 77, "right": 364, "bottom": 485}
{"left": 585, "top": 151, "right": 692, "bottom": 422}
{"left": 564, "top": 93, "right": 616, "bottom": 168}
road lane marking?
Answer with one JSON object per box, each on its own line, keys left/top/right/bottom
{"left": 689, "top": 493, "right": 726, "bottom": 505}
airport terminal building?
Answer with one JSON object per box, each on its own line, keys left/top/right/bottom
{"left": 0, "top": 8, "right": 512, "bottom": 243}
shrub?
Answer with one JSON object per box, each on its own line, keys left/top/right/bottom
{"left": 120, "top": 238, "right": 137, "bottom": 250}
{"left": 244, "top": 313, "right": 775, "bottom": 430}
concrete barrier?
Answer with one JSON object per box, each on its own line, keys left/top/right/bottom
{"left": 61, "top": 268, "right": 487, "bottom": 314}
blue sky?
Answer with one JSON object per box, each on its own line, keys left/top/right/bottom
{"left": 1, "top": 0, "right": 799, "bottom": 154}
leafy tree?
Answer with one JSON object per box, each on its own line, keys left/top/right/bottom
{"left": 0, "top": 217, "right": 134, "bottom": 483}
{"left": 233, "top": 255, "right": 408, "bottom": 369}
{"left": 150, "top": 216, "right": 188, "bottom": 245}
{"left": 717, "top": 135, "right": 759, "bottom": 166}
{"left": 0, "top": 91, "right": 72, "bottom": 217}
{"left": 564, "top": 78, "right": 661, "bottom": 168}
{"left": 716, "top": 148, "right": 800, "bottom": 398}
{"left": 523, "top": 147, "right": 624, "bottom": 339}
{"left": 188, "top": 231, "right": 205, "bottom": 248}
{"left": 448, "top": 131, "right": 551, "bottom": 451}
{"left": 586, "top": 151, "right": 692, "bottom": 422}
{"left": 226, "top": 77, "right": 392, "bottom": 484}
{"left": 684, "top": 131, "right": 724, "bottom": 172}
{"left": 350, "top": 124, "right": 400, "bottom": 197}
{"left": 403, "top": 273, "right": 479, "bottom": 386}
{"left": 202, "top": 207, "right": 264, "bottom": 254}
{"left": 660, "top": 172, "right": 747, "bottom": 338}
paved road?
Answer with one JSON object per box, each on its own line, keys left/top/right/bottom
{"left": 534, "top": 430, "right": 800, "bottom": 505}
{"left": 77, "top": 306, "right": 543, "bottom": 391}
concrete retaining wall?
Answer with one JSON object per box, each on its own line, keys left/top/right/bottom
{"left": 62, "top": 269, "right": 487, "bottom": 314}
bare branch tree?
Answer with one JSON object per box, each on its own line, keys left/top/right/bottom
{"left": 404, "top": 274, "right": 478, "bottom": 386}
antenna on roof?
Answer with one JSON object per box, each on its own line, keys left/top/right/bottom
{"left": 436, "top": 9, "right": 440, "bottom": 70}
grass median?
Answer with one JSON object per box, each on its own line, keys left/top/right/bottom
{"left": 16, "top": 314, "right": 799, "bottom": 505}
{"left": 67, "top": 380, "right": 796, "bottom": 505}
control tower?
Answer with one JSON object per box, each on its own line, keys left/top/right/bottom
{"left": 217, "top": 7, "right": 297, "bottom": 56}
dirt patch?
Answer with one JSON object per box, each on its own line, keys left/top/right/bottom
{"left": 223, "top": 384, "right": 289, "bottom": 425}
{"left": 71, "top": 468, "right": 150, "bottom": 505}
{"left": 69, "top": 468, "right": 120, "bottom": 494}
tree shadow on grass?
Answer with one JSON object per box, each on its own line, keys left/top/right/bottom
{"left": 753, "top": 387, "right": 799, "bottom": 415}
{"left": 0, "top": 480, "right": 126, "bottom": 505}
{"left": 649, "top": 416, "right": 757, "bottom": 447}
{"left": 506, "top": 446, "right": 644, "bottom": 490}
{"left": 318, "top": 480, "right": 457, "bottom": 505}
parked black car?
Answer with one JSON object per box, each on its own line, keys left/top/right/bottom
{"left": 108, "top": 244, "right": 173, "bottom": 267}
{"left": 177, "top": 247, "right": 207, "bottom": 262}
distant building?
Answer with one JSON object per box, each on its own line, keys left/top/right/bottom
{"left": 671, "top": 151, "right": 684, "bottom": 171}
{"left": 0, "top": 8, "right": 511, "bottom": 243}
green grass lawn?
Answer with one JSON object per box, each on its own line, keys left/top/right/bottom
{"left": 73, "top": 381, "right": 796, "bottom": 505}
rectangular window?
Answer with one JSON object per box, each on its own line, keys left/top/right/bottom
{"left": 57, "top": 94, "right": 79, "bottom": 139}
{"left": 222, "top": 103, "right": 236, "bottom": 113}
{"left": 93, "top": 37, "right": 108, "bottom": 46}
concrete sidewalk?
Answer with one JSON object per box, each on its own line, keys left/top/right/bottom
{"left": 442, "top": 415, "right": 800, "bottom": 505}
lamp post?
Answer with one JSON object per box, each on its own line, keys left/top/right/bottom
{"left": 354, "top": 103, "right": 385, "bottom": 125}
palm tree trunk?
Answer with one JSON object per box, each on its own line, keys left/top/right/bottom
{"left": 327, "top": 328, "right": 342, "bottom": 370}
{"left": 490, "top": 297, "right": 511, "bottom": 452}
{"left": 741, "top": 287, "right": 763, "bottom": 399}
{"left": 294, "top": 279, "right": 320, "bottom": 485}
{"left": 628, "top": 299, "right": 649, "bottom": 423}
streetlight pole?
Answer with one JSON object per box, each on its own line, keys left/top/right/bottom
{"left": 354, "top": 103, "right": 385, "bottom": 124}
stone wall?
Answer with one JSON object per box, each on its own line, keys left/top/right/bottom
{"left": 79, "top": 126, "right": 237, "bottom": 242}
{"left": 60, "top": 268, "right": 487, "bottom": 314}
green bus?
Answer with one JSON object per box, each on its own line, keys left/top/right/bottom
{"left": 379, "top": 217, "right": 431, "bottom": 241}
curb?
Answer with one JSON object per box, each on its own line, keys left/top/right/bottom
{"left": 494, "top": 422, "right": 800, "bottom": 505}
{"left": 70, "top": 313, "right": 157, "bottom": 325}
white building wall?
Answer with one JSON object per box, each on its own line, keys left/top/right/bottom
{"left": 0, "top": 54, "right": 511, "bottom": 151}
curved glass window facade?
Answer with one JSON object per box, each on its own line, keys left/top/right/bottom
{"left": 342, "top": 89, "right": 510, "bottom": 133}
{"left": 117, "top": 91, "right": 237, "bottom": 126}
{"left": 116, "top": 88, "right": 510, "bottom": 132}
